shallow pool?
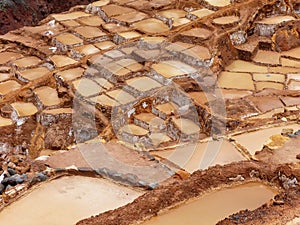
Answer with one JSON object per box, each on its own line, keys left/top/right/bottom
{"left": 142, "top": 182, "right": 277, "bottom": 225}
{"left": 0, "top": 176, "right": 143, "bottom": 225}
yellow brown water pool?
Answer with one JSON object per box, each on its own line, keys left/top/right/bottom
{"left": 142, "top": 182, "right": 277, "bottom": 225}
{"left": 154, "top": 140, "right": 245, "bottom": 173}
{"left": 0, "top": 176, "right": 143, "bottom": 225}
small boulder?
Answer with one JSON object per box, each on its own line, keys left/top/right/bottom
{"left": 36, "top": 172, "right": 48, "bottom": 182}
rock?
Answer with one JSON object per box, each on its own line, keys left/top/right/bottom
{"left": 106, "top": 169, "right": 117, "bottom": 178}
{"left": 2, "top": 174, "right": 24, "bottom": 186}
{"left": 279, "top": 174, "right": 298, "bottom": 189}
{"left": 21, "top": 174, "right": 28, "bottom": 180}
{"left": 35, "top": 155, "right": 49, "bottom": 161}
{"left": 54, "top": 168, "right": 66, "bottom": 173}
{"left": 273, "top": 28, "right": 300, "bottom": 51}
{"left": 101, "top": 168, "right": 112, "bottom": 177}
{"left": 1, "top": 177, "right": 8, "bottom": 186}
{"left": 78, "top": 167, "right": 94, "bottom": 173}
{"left": 176, "top": 170, "right": 190, "bottom": 179}
{"left": 137, "top": 180, "right": 148, "bottom": 187}
{"left": 273, "top": 199, "right": 285, "bottom": 205}
{"left": 5, "top": 185, "right": 13, "bottom": 191}
{"left": 294, "top": 130, "right": 300, "bottom": 136}
{"left": 296, "top": 154, "right": 300, "bottom": 160}
{"left": 249, "top": 170, "right": 260, "bottom": 178}
{"left": 124, "top": 174, "right": 139, "bottom": 185}
{"left": 94, "top": 168, "right": 103, "bottom": 176}
{"left": 96, "top": 167, "right": 110, "bottom": 177}
{"left": 281, "top": 128, "right": 294, "bottom": 136}
{"left": 29, "top": 177, "right": 38, "bottom": 186}
{"left": 76, "top": 130, "right": 92, "bottom": 142}
{"left": 232, "top": 215, "right": 240, "bottom": 221}
{"left": 15, "top": 183, "right": 27, "bottom": 192}
{"left": 43, "top": 167, "right": 55, "bottom": 177}
{"left": 2, "top": 177, "right": 13, "bottom": 186}
{"left": 230, "top": 31, "right": 247, "bottom": 45}
{"left": 0, "top": 183, "right": 5, "bottom": 194}
{"left": 36, "top": 172, "right": 48, "bottom": 182}
{"left": 7, "top": 168, "right": 16, "bottom": 176}
{"left": 147, "top": 183, "right": 159, "bottom": 190}
{"left": 288, "top": 133, "right": 297, "bottom": 138}
{"left": 8, "top": 162, "right": 16, "bottom": 169}
{"left": 15, "top": 176, "right": 24, "bottom": 184}
{"left": 65, "top": 165, "right": 78, "bottom": 171}
{"left": 110, "top": 172, "right": 123, "bottom": 181}
{"left": 229, "top": 174, "right": 245, "bottom": 181}
{"left": 5, "top": 186, "right": 17, "bottom": 198}
{"left": 2, "top": 193, "right": 10, "bottom": 203}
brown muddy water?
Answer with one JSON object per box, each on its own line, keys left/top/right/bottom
{"left": 142, "top": 182, "right": 277, "bottom": 225}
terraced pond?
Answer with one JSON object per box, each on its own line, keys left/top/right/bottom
{"left": 142, "top": 182, "right": 277, "bottom": 225}
{"left": 0, "top": 176, "right": 143, "bottom": 225}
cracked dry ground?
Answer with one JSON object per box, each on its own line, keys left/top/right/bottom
{"left": 0, "top": 0, "right": 300, "bottom": 224}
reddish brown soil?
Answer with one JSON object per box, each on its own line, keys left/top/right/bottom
{"left": 0, "top": 0, "right": 96, "bottom": 34}
{"left": 256, "top": 137, "right": 300, "bottom": 167}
